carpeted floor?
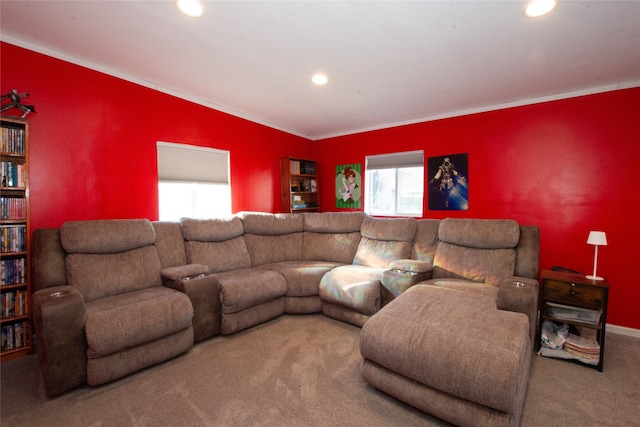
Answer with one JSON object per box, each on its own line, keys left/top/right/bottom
{"left": 1, "top": 314, "right": 639, "bottom": 426}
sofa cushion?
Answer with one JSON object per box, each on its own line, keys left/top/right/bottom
{"left": 66, "top": 246, "right": 162, "bottom": 303}
{"left": 303, "top": 231, "right": 361, "bottom": 264}
{"left": 421, "top": 278, "right": 500, "bottom": 299}
{"left": 303, "top": 211, "right": 366, "bottom": 233}
{"left": 353, "top": 239, "right": 413, "bottom": 269}
{"left": 432, "top": 242, "right": 516, "bottom": 287}
{"left": 181, "top": 217, "right": 244, "bottom": 242}
{"left": 239, "top": 212, "right": 304, "bottom": 235}
{"left": 256, "top": 260, "right": 341, "bottom": 297}
{"left": 216, "top": 269, "right": 288, "bottom": 314}
{"left": 60, "top": 219, "right": 156, "bottom": 254}
{"left": 353, "top": 217, "right": 417, "bottom": 269}
{"left": 515, "top": 225, "right": 540, "bottom": 280}
{"left": 32, "top": 228, "right": 67, "bottom": 292}
{"left": 186, "top": 237, "right": 252, "bottom": 273}
{"left": 438, "top": 218, "right": 520, "bottom": 249}
{"left": 411, "top": 219, "right": 440, "bottom": 263}
{"left": 360, "top": 285, "right": 531, "bottom": 414}
{"left": 152, "top": 221, "right": 187, "bottom": 268}
{"left": 360, "top": 216, "right": 417, "bottom": 242}
{"left": 243, "top": 233, "right": 303, "bottom": 266}
{"left": 319, "top": 265, "right": 385, "bottom": 315}
{"left": 85, "top": 286, "right": 193, "bottom": 359}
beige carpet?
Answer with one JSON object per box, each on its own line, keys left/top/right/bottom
{"left": 1, "top": 314, "right": 639, "bottom": 426}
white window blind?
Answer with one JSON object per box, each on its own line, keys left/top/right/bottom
{"left": 366, "top": 150, "right": 423, "bottom": 170}
{"left": 157, "top": 141, "right": 229, "bottom": 184}
{"left": 365, "top": 150, "right": 424, "bottom": 217}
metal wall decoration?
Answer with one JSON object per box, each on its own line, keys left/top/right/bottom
{"left": 335, "top": 163, "right": 362, "bottom": 208}
{"left": 1, "top": 90, "right": 36, "bottom": 118}
{"left": 428, "top": 153, "right": 468, "bottom": 210}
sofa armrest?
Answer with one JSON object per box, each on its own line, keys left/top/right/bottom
{"left": 381, "top": 260, "right": 433, "bottom": 304}
{"left": 162, "top": 268, "right": 220, "bottom": 342}
{"left": 160, "top": 264, "right": 209, "bottom": 281}
{"left": 497, "top": 276, "right": 539, "bottom": 346}
{"left": 32, "top": 285, "right": 87, "bottom": 397}
{"left": 388, "top": 259, "right": 433, "bottom": 275}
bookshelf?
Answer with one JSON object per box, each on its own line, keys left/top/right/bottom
{"left": 1, "top": 117, "right": 31, "bottom": 361}
{"left": 280, "top": 157, "right": 319, "bottom": 213}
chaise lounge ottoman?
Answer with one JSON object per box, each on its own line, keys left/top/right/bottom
{"left": 360, "top": 285, "right": 532, "bottom": 427}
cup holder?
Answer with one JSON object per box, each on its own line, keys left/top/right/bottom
{"left": 49, "top": 291, "right": 69, "bottom": 298}
{"left": 509, "top": 281, "right": 528, "bottom": 288}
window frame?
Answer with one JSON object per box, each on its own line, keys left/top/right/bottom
{"left": 157, "top": 142, "right": 231, "bottom": 220}
{"left": 364, "top": 150, "right": 424, "bottom": 217}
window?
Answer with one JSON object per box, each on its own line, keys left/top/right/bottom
{"left": 365, "top": 150, "right": 424, "bottom": 217}
{"left": 157, "top": 142, "right": 231, "bottom": 221}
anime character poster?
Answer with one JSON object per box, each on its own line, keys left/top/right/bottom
{"left": 428, "top": 153, "right": 468, "bottom": 210}
{"left": 336, "top": 164, "right": 362, "bottom": 208}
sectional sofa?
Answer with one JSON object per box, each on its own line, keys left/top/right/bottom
{"left": 31, "top": 211, "right": 539, "bottom": 426}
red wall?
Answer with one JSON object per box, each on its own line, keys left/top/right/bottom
{"left": 315, "top": 88, "right": 640, "bottom": 330}
{"left": 3, "top": 42, "right": 639, "bottom": 330}
{"left": 0, "top": 42, "right": 312, "bottom": 228}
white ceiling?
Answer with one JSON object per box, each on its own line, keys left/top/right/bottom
{"left": 1, "top": 1, "right": 639, "bottom": 140}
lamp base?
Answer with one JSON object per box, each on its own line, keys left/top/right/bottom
{"left": 586, "top": 275, "right": 604, "bottom": 281}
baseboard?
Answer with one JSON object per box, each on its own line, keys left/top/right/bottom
{"left": 607, "top": 324, "right": 640, "bottom": 338}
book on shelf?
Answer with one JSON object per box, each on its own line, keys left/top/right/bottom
{"left": 1, "top": 126, "right": 26, "bottom": 154}
{"left": 289, "top": 160, "right": 316, "bottom": 175}
{"left": 1, "top": 161, "right": 27, "bottom": 188}
{"left": 1, "top": 320, "right": 29, "bottom": 351}
{"left": 1, "top": 289, "right": 27, "bottom": 318}
{"left": 303, "top": 161, "right": 315, "bottom": 174}
{"left": 1, "top": 197, "right": 27, "bottom": 220}
{"left": 0, "top": 224, "right": 27, "bottom": 253}
{"left": 1, "top": 258, "right": 26, "bottom": 286}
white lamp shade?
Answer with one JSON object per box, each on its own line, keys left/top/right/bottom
{"left": 587, "top": 231, "right": 608, "bottom": 246}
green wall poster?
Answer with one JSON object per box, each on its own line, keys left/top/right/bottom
{"left": 335, "top": 163, "right": 362, "bottom": 208}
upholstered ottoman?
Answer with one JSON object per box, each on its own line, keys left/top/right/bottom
{"left": 360, "top": 285, "right": 532, "bottom": 427}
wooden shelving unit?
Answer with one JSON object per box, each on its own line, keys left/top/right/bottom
{"left": 537, "top": 270, "right": 609, "bottom": 371}
{"left": 1, "top": 117, "right": 32, "bottom": 361}
{"left": 280, "top": 157, "right": 319, "bottom": 213}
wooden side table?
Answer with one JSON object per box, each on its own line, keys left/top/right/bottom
{"left": 537, "top": 269, "right": 609, "bottom": 371}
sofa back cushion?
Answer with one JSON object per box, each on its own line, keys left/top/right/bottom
{"left": 353, "top": 217, "right": 417, "bottom": 269}
{"left": 303, "top": 212, "right": 366, "bottom": 233}
{"left": 411, "top": 219, "right": 441, "bottom": 263}
{"left": 432, "top": 218, "right": 519, "bottom": 286}
{"left": 515, "top": 225, "right": 540, "bottom": 280}
{"left": 32, "top": 228, "right": 67, "bottom": 292}
{"left": 302, "top": 212, "right": 365, "bottom": 264}
{"left": 152, "top": 221, "right": 187, "bottom": 268}
{"left": 181, "top": 217, "right": 251, "bottom": 273}
{"left": 239, "top": 212, "right": 304, "bottom": 266}
{"left": 60, "top": 219, "right": 161, "bottom": 302}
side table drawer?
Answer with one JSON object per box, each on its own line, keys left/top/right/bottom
{"left": 544, "top": 279, "right": 605, "bottom": 309}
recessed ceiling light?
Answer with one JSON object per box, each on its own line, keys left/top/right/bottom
{"left": 312, "top": 73, "right": 329, "bottom": 86}
{"left": 523, "top": 0, "right": 558, "bottom": 18}
{"left": 177, "top": 0, "right": 204, "bottom": 18}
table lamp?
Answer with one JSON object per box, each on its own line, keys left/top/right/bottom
{"left": 586, "top": 231, "right": 607, "bottom": 281}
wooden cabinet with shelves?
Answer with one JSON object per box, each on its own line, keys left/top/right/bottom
{"left": 280, "top": 157, "right": 319, "bottom": 213}
{"left": 1, "top": 117, "right": 32, "bottom": 361}
{"left": 537, "top": 270, "right": 609, "bottom": 371}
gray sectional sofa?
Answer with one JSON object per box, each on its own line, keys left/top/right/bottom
{"left": 31, "top": 211, "right": 539, "bottom": 426}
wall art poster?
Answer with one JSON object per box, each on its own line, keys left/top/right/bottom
{"left": 335, "top": 163, "right": 362, "bottom": 208}
{"left": 428, "top": 153, "right": 468, "bottom": 210}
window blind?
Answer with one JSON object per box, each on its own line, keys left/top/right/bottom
{"left": 157, "top": 141, "right": 229, "bottom": 184}
{"left": 366, "top": 150, "right": 423, "bottom": 170}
